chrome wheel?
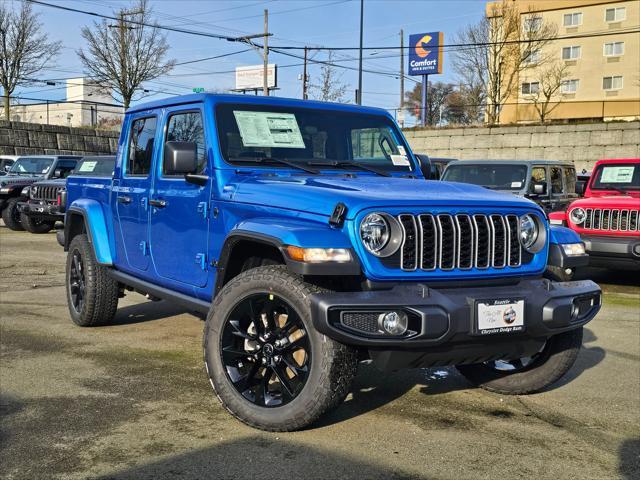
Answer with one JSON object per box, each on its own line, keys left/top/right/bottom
{"left": 220, "top": 293, "right": 311, "bottom": 408}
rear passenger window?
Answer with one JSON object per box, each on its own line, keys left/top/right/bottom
{"left": 530, "top": 167, "right": 546, "bottom": 192}
{"left": 565, "top": 167, "right": 576, "bottom": 194}
{"left": 127, "top": 117, "right": 157, "bottom": 176}
{"left": 550, "top": 167, "right": 563, "bottom": 194}
{"left": 164, "top": 111, "right": 206, "bottom": 175}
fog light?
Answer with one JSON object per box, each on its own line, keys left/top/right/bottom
{"left": 571, "top": 301, "right": 580, "bottom": 321}
{"left": 633, "top": 244, "right": 640, "bottom": 257}
{"left": 562, "top": 243, "right": 586, "bottom": 256}
{"left": 378, "top": 311, "right": 408, "bottom": 335}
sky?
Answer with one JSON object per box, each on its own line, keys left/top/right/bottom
{"left": 12, "top": 0, "right": 487, "bottom": 123}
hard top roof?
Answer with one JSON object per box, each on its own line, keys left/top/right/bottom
{"left": 447, "top": 159, "right": 574, "bottom": 166}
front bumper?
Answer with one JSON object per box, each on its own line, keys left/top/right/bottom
{"left": 582, "top": 235, "right": 640, "bottom": 269}
{"left": 17, "top": 200, "right": 63, "bottom": 220}
{"left": 310, "top": 278, "right": 601, "bottom": 370}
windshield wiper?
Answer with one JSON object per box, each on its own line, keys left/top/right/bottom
{"left": 230, "top": 156, "right": 319, "bottom": 175}
{"left": 308, "top": 160, "right": 391, "bottom": 177}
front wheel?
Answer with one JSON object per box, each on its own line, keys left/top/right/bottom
{"left": 203, "top": 265, "right": 358, "bottom": 432}
{"left": 1, "top": 197, "right": 25, "bottom": 231}
{"left": 20, "top": 212, "right": 55, "bottom": 233}
{"left": 456, "top": 327, "right": 583, "bottom": 395}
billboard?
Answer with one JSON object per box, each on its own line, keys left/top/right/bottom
{"left": 408, "top": 32, "right": 443, "bottom": 76}
{"left": 235, "top": 64, "right": 277, "bottom": 90}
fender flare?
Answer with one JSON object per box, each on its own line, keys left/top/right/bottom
{"left": 549, "top": 224, "right": 581, "bottom": 245}
{"left": 65, "top": 199, "right": 113, "bottom": 265}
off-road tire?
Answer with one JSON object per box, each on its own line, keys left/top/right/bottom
{"left": 203, "top": 265, "right": 358, "bottom": 431}
{"left": 2, "top": 197, "right": 25, "bottom": 231}
{"left": 20, "top": 212, "right": 55, "bottom": 234}
{"left": 456, "top": 327, "right": 583, "bottom": 395}
{"left": 544, "top": 265, "right": 575, "bottom": 282}
{"left": 66, "top": 234, "right": 119, "bottom": 327}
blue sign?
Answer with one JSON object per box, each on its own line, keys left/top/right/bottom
{"left": 408, "top": 32, "right": 443, "bottom": 76}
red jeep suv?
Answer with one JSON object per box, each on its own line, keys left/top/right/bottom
{"left": 550, "top": 158, "right": 640, "bottom": 273}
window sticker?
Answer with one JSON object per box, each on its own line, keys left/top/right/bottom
{"left": 511, "top": 181, "right": 523, "bottom": 188}
{"left": 390, "top": 154, "right": 410, "bottom": 166}
{"left": 233, "top": 111, "right": 305, "bottom": 149}
{"left": 397, "top": 145, "right": 406, "bottom": 156}
{"left": 78, "top": 161, "right": 97, "bottom": 172}
{"left": 601, "top": 166, "right": 635, "bottom": 183}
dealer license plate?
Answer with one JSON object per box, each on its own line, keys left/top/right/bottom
{"left": 476, "top": 299, "right": 525, "bottom": 335}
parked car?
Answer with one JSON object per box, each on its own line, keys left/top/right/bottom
{"left": 0, "top": 155, "right": 18, "bottom": 175}
{"left": 549, "top": 158, "right": 640, "bottom": 275}
{"left": 17, "top": 156, "right": 115, "bottom": 234}
{"left": 414, "top": 154, "right": 456, "bottom": 180}
{"left": 60, "top": 94, "right": 600, "bottom": 432}
{"left": 576, "top": 168, "right": 592, "bottom": 197}
{"left": 441, "top": 160, "right": 579, "bottom": 213}
{"left": 0, "top": 155, "right": 80, "bottom": 230}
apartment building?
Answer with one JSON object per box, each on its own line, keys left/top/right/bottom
{"left": 488, "top": 0, "right": 639, "bottom": 124}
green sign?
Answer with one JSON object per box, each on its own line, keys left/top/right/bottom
{"left": 192, "top": 87, "right": 205, "bottom": 93}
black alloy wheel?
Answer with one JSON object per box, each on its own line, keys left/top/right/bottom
{"left": 220, "top": 293, "right": 311, "bottom": 408}
{"left": 69, "top": 250, "right": 86, "bottom": 314}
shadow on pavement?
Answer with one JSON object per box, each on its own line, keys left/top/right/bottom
{"left": 96, "top": 435, "right": 414, "bottom": 480}
{"left": 618, "top": 437, "right": 640, "bottom": 479}
{"left": 552, "top": 327, "right": 606, "bottom": 389}
{"left": 111, "top": 300, "right": 190, "bottom": 326}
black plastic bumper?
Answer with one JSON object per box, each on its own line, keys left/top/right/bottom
{"left": 17, "top": 201, "right": 63, "bottom": 220}
{"left": 310, "top": 278, "right": 601, "bottom": 370}
{"left": 582, "top": 235, "right": 640, "bottom": 269}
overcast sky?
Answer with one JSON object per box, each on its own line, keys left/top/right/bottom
{"left": 14, "top": 0, "right": 485, "bottom": 120}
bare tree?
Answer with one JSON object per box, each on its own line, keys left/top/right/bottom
{"left": 404, "top": 81, "right": 454, "bottom": 126}
{"left": 77, "top": 0, "right": 175, "bottom": 110}
{"left": 524, "top": 61, "right": 570, "bottom": 122}
{"left": 452, "top": 0, "right": 557, "bottom": 124}
{"left": 0, "top": 2, "right": 61, "bottom": 120}
{"left": 310, "top": 52, "right": 349, "bottom": 103}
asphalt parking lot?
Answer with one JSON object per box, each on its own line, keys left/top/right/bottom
{"left": 1, "top": 224, "right": 638, "bottom": 480}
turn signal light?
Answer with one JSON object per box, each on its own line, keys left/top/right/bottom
{"left": 286, "top": 246, "right": 351, "bottom": 263}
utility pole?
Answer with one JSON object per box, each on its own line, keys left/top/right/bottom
{"left": 357, "top": 0, "right": 364, "bottom": 105}
{"left": 263, "top": 9, "right": 269, "bottom": 96}
{"left": 302, "top": 46, "right": 309, "bottom": 100}
{"left": 399, "top": 29, "right": 404, "bottom": 127}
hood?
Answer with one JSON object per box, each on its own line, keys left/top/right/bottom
{"left": 0, "top": 176, "right": 40, "bottom": 188}
{"left": 571, "top": 195, "right": 640, "bottom": 210}
{"left": 227, "top": 174, "right": 539, "bottom": 218}
{"left": 32, "top": 178, "right": 66, "bottom": 187}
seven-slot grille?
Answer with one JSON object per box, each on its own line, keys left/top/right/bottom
{"left": 31, "top": 185, "right": 62, "bottom": 202}
{"left": 397, "top": 213, "right": 522, "bottom": 271}
{"left": 582, "top": 208, "right": 639, "bottom": 232}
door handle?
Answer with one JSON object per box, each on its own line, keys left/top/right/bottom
{"left": 117, "top": 196, "right": 132, "bottom": 204}
{"left": 149, "top": 199, "right": 167, "bottom": 208}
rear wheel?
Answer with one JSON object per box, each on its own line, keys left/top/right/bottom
{"left": 204, "top": 265, "right": 357, "bottom": 431}
{"left": 456, "top": 327, "right": 583, "bottom": 394}
{"left": 1, "top": 197, "right": 24, "bottom": 231}
{"left": 20, "top": 212, "right": 55, "bottom": 233}
{"left": 66, "top": 234, "right": 119, "bottom": 327}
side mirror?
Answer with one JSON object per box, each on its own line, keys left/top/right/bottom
{"left": 533, "top": 182, "right": 547, "bottom": 195}
{"left": 164, "top": 141, "right": 198, "bottom": 175}
{"left": 54, "top": 168, "right": 63, "bottom": 178}
{"left": 416, "top": 155, "right": 432, "bottom": 180}
{"left": 576, "top": 181, "right": 586, "bottom": 195}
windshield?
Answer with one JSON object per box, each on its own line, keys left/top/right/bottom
{"left": 9, "top": 157, "right": 53, "bottom": 175}
{"left": 442, "top": 164, "right": 528, "bottom": 190}
{"left": 591, "top": 164, "right": 639, "bottom": 190}
{"left": 71, "top": 158, "right": 115, "bottom": 176}
{"left": 216, "top": 103, "right": 414, "bottom": 173}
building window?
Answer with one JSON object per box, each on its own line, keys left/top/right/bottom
{"left": 523, "top": 15, "right": 542, "bottom": 33}
{"left": 603, "top": 76, "right": 623, "bottom": 90}
{"left": 524, "top": 49, "right": 541, "bottom": 64}
{"left": 562, "top": 45, "right": 581, "bottom": 60}
{"left": 605, "top": 7, "right": 626, "bottom": 22}
{"left": 563, "top": 12, "right": 583, "bottom": 27}
{"left": 603, "top": 41, "right": 625, "bottom": 56}
{"left": 560, "top": 79, "right": 579, "bottom": 94}
{"left": 522, "top": 82, "right": 540, "bottom": 95}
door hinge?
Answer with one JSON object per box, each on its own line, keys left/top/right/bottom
{"left": 197, "top": 201, "right": 208, "bottom": 219}
{"left": 139, "top": 241, "right": 148, "bottom": 256}
{"left": 195, "top": 253, "right": 207, "bottom": 270}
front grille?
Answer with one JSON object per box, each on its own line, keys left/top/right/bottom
{"left": 583, "top": 208, "right": 640, "bottom": 232}
{"left": 399, "top": 213, "right": 523, "bottom": 271}
{"left": 31, "top": 185, "right": 62, "bottom": 202}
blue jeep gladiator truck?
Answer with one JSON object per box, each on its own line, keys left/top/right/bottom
{"left": 61, "top": 94, "right": 601, "bottom": 431}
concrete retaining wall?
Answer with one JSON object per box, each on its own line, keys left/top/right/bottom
{"left": 0, "top": 120, "right": 119, "bottom": 157}
{"left": 403, "top": 121, "right": 640, "bottom": 172}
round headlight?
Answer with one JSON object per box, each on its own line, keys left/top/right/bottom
{"left": 519, "top": 214, "right": 539, "bottom": 251}
{"left": 569, "top": 207, "right": 587, "bottom": 225}
{"left": 360, "top": 213, "right": 390, "bottom": 255}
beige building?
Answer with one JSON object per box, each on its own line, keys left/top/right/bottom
{"left": 11, "top": 78, "right": 123, "bottom": 128}
{"left": 488, "top": 0, "right": 640, "bottom": 124}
